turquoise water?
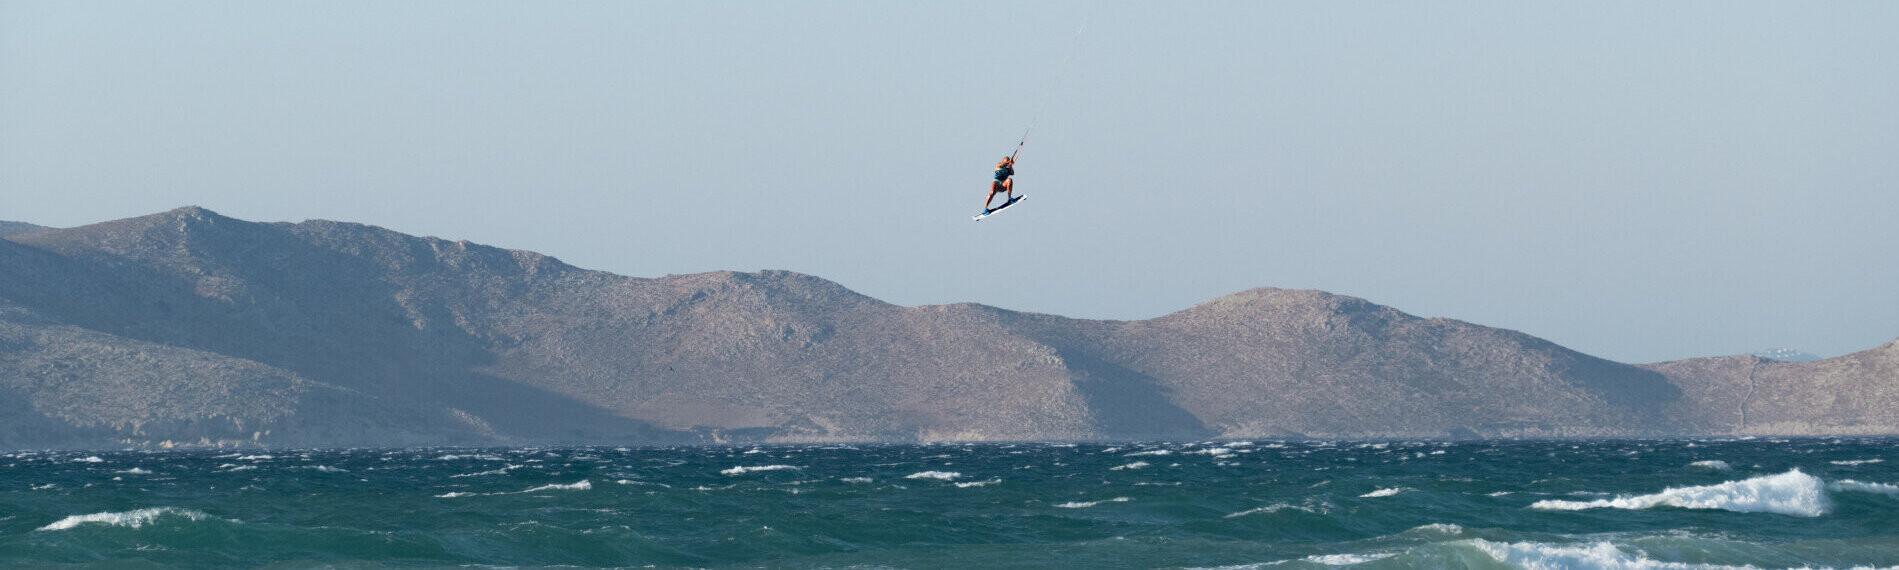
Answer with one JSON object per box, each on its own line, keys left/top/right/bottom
{"left": 3, "top": 440, "right": 1897, "bottom": 568}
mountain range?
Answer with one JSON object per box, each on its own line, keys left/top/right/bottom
{"left": 1, "top": 207, "right": 1893, "bottom": 449}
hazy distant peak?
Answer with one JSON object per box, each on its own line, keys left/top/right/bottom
{"left": 1177, "top": 287, "right": 1390, "bottom": 318}
{"left": 0, "top": 221, "right": 50, "bottom": 238}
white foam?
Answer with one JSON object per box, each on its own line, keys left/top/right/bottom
{"left": 1111, "top": 461, "right": 1150, "bottom": 471}
{"left": 840, "top": 477, "right": 874, "bottom": 484}
{"left": 904, "top": 471, "right": 962, "bottom": 481}
{"left": 1055, "top": 496, "right": 1130, "bottom": 509}
{"left": 1689, "top": 460, "right": 1732, "bottom": 471}
{"left": 436, "top": 454, "right": 506, "bottom": 461}
{"left": 1469, "top": 538, "right": 1752, "bottom": 569}
{"left": 1831, "top": 459, "right": 1884, "bottom": 466}
{"left": 1304, "top": 552, "right": 1396, "bottom": 565}
{"left": 1530, "top": 469, "right": 1828, "bottom": 517}
{"left": 521, "top": 480, "right": 591, "bottom": 493}
{"left": 435, "top": 492, "right": 476, "bottom": 499}
{"left": 721, "top": 465, "right": 801, "bottom": 476}
{"left": 1408, "top": 523, "right": 1464, "bottom": 536}
{"left": 72, "top": 456, "right": 104, "bottom": 464}
{"left": 451, "top": 465, "right": 521, "bottom": 478}
{"left": 236, "top": 455, "right": 273, "bottom": 461}
{"left": 954, "top": 478, "right": 1001, "bottom": 488}
{"left": 118, "top": 468, "right": 152, "bottom": 475}
{"left": 1223, "top": 503, "right": 1315, "bottom": 518}
{"left": 1360, "top": 487, "right": 1406, "bottom": 498}
{"left": 37, "top": 508, "right": 209, "bottom": 531}
{"left": 1832, "top": 479, "right": 1899, "bottom": 497}
{"left": 307, "top": 466, "right": 347, "bottom": 473}
{"left": 1125, "top": 450, "right": 1173, "bottom": 457}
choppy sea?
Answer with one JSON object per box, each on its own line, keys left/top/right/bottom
{"left": 4, "top": 439, "right": 1898, "bottom": 568}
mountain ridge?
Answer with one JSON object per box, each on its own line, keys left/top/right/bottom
{"left": 2, "top": 207, "right": 1895, "bottom": 448}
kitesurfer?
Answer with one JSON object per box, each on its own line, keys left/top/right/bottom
{"left": 981, "top": 155, "right": 1017, "bottom": 214}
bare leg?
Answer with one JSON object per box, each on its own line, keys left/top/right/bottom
{"left": 1002, "top": 179, "right": 1014, "bottom": 199}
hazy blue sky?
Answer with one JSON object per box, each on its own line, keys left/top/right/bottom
{"left": 4, "top": 1, "right": 1896, "bottom": 362}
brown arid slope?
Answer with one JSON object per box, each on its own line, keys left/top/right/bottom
{"left": 0, "top": 207, "right": 1892, "bottom": 448}
{"left": 1648, "top": 339, "right": 1899, "bottom": 436}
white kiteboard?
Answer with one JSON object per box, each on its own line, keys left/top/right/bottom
{"left": 973, "top": 195, "right": 1026, "bottom": 221}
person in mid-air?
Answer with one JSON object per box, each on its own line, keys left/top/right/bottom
{"left": 982, "top": 155, "right": 1017, "bottom": 214}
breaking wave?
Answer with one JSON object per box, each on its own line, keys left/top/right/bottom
{"left": 1303, "top": 552, "right": 1397, "bottom": 565}
{"left": 1831, "top": 459, "right": 1884, "bottom": 466}
{"left": 1529, "top": 469, "right": 1828, "bottom": 517}
{"left": 521, "top": 480, "right": 591, "bottom": 493}
{"left": 1054, "top": 496, "right": 1130, "bottom": 509}
{"left": 1224, "top": 503, "right": 1317, "bottom": 518}
{"left": 1470, "top": 538, "right": 1751, "bottom": 569}
{"left": 904, "top": 471, "right": 961, "bottom": 481}
{"left": 1689, "top": 460, "right": 1731, "bottom": 471}
{"left": 38, "top": 508, "right": 212, "bottom": 531}
{"left": 721, "top": 465, "right": 800, "bottom": 476}
{"left": 1831, "top": 479, "right": 1899, "bottom": 498}
{"left": 1359, "top": 487, "right": 1406, "bottom": 498}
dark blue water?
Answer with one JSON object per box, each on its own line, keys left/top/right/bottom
{"left": 4, "top": 439, "right": 1898, "bottom": 568}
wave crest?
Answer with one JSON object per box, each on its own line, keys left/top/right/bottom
{"left": 721, "top": 465, "right": 800, "bottom": 476}
{"left": 1529, "top": 469, "right": 1828, "bottom": 517}
{"left": 38, "top": 508, "right": 212, "bottom": 531}
{"left": 1470, "top": 538, "right": 1751, "bottom": 569}
{"left": 904, "top": 471, "right": 961, "bottom": 481}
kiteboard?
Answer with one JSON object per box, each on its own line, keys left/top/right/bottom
{"left": 973, "top": 195, "right": 1026, "bottom": 222}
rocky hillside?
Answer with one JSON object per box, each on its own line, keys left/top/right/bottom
{"left": 0, "top": 208, "right": 1892, "bottom": 448}
{"left": 0, "top": 221, "right": 48, "bottom": 237}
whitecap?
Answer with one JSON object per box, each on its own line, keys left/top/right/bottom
{"left": 1469, "top": 538, "right": 1751, "bottom": 569}
{"left": 1304, "top": 552, "right": 1397, "bottom": 565}
{"left": 904, "top": 471, "right": 961, "bottom": 481}
{"left": 1111, "top": 461, "right": 1150, "bottom": 471}
{"left": 451, "top": 465, "right": 521, "bottom": 478}
{"left": 435, "top": 491, "right": 477, "bottom": 499}
{"left": 118, "top": 468, "right": 152, "bottom": 475}
{"left": 1831, "top": 479, "right": 1899, "bottom": 498}
{"left": 1408, "top": 523, "right": 1464, "bottom": 536}
{"left": 1529, "top": 469, "right": 1828, "bottom": 517}
{"left": 1055, "top": 496, "right": 1130, "bottom": 509}
{"left": 1359, "top": 487, "right": 1406, "bottom": 498}
{"left": 72, "top": 456, "right": 104, "bottom": 464}
{"left": 521, "top": 480, "right": 591, "bottom": 493}
{"left": 840, "top": 477, "right": 874, "bottom": 484}
{"left": 721, "top": 465, "right": 801, "bottom": 476}
{"left": 1831, "top": 459, "right": 1884, "bottom": 466}
{"left": 436, "top": 454, "right": 506, "bottom": 461}
{"left": 37, "top": 508, "right": 210, "bottom": 531}
{"left": 1223, "top": 503, "right": 1314, "bottom": 518}
{"left": 1125, "top": 450, "right": 1173, "bottom": 457}
{"left": 954, "top": 478, "right": 1001, "bottom": 488}
{"left": 1689, "top": 460, "right": 1732, "bottom": 471}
